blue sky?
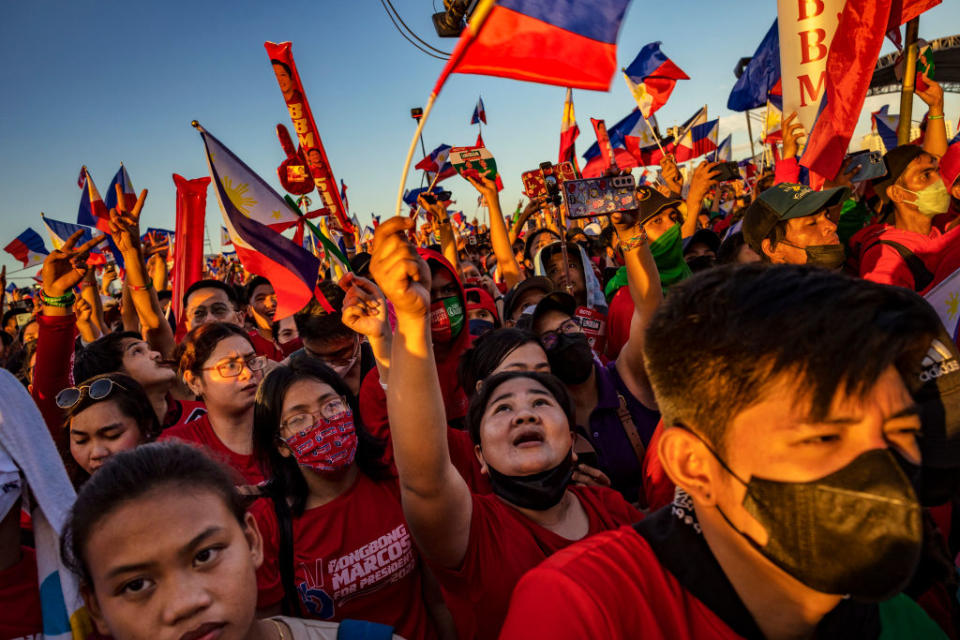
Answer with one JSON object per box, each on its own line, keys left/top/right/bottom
{"left": 1, "top": 0, "right": 959, "bottom": 282}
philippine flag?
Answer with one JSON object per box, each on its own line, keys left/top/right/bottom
{"left": 559, "top": 88, "right": 580, "bottom": 167}
{"left": 443, "top": 0, "right": 632, "bottom": 91}
{"left": 675, "top": 118, "right": 719, "bottom": 162}
{"left": 198, "top": 124, "right": 332, "bottom": 317}
{"left": 76, "top": 168, "right": 110, "bottom": 232}
{"left": 871, "top": 105, "right": 900, "bottom": 153}
{"left": 581, "top": 108, "right": 661, "bottom": 176}
{"left": 415, "top": 144, "right": 457, "bottom": 184}
{"left": 3, "top": 229, "right": 48, "bottom": 267}
{"left": 471, "top": 96, "right": 487, "bottom": 125}
{"left": 622, "top": 42, "right": 689, "bottom": 118}
{"left": 41, "top": 214, "right": 107, "bottom": 266}
{"left": 713, "top": 134, "right": 732, "bottom": 162}
{"left": 104, "top": 164, "right": 137, "bottom": 212}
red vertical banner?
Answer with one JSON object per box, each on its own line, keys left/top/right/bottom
{"left": 590, "top": 118, "right": 618, "bottom": 171}
{"left": 171, "top": 174, "right": 210, "bottom": 324}
{"left": 264, "top": 41, "right": 353, "bottom": 232}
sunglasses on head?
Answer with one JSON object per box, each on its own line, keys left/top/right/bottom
{"left": 56, "top": 378, "right": 127, "bottom": 410}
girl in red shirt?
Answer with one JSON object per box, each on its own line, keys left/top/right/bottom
{"left": 160, "top": 322, "right": 267, "bottom": 485}
{"left": 251, "top": 356, "right": 448, "bottom": 640}
{"left": 372, "top": 217, "right": 640, "bottom": 640}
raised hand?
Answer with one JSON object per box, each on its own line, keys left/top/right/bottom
{"left": 417, "top": 194, "right": 448, "bottom": 225}
{"left": 340, "top": 272, "right": 389, "bottom": 339}
{"left": 688, "top": 160, "right": 721, "bottom": 203}
{"left": 659, "top": 154, "right": 683, "bottom": 196}
{"left": 825, "top": 156, "right": 860, "bottom": 191}
{"left": 916, "top": 72, "right": 944, "bottom": 114}
{"left": 781, "top": 111, "right": 805, "bottom": 160}
{"left": 465, "top": 173, "right": 498, "bottom": 205}
{"left": 370, "top": 217, "right": 431, "bottom": 319}
{"left": 108, "top": 185, "right": 149, "bottom": 254}
{"left": 41, "top": 230, "right": 108, "bottom": 297}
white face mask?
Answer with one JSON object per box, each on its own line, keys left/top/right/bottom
{"left": 902, "top": 178, "right": 951, "bottom": 217}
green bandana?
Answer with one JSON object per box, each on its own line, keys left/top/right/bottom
{"left": 649, "top": 223, "right": 692, "bottom": 291}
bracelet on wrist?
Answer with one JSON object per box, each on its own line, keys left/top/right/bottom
{"left": 927, "top": 114, "right": 944, "bottom": 120}
{"left": 128, "top": 281, "right": 153, "bottom": 292}
{"left": 41, "top": 292, "right": 76, "bottom": 307}
{"left": 619, "top": 228, "right": 649, "bottom": 252}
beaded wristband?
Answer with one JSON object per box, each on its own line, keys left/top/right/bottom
{"left": 41, "top": 292, "right": 76, "bottom": 307}
{"left": 927, "top": 115, "right": 944, "bottom": 120}
{"left": 620, "top": 228, "right": 648, "bottom": 252}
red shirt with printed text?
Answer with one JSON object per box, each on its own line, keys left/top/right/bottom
{"left": 254, "top": 473, "right": 436, "bottom": 640}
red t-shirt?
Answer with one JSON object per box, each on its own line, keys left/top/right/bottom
{"left": 248, "top": 330, "right": 284, "bottom": 362}
{"left": 161, "top": 397, "right": 207, "bottom": 431}
{"left": 0, "top": 546, "right": 43, "bottom": 640}
{"left": 253, "top": 473, "right": 436, "bottom": 640}
{"left": 158, "top": 414, "right": 264, "bottom": 485}
{"left": 431, "top": 485, "right": 640, "bottom": 640}
{"left": 499, "top": 526, "right": 744, "bottom": 640}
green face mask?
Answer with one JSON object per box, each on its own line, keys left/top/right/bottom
{"left": 648, "top": 223, "right": 692, "bottom": 289}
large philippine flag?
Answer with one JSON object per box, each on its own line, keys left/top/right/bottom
{"left": 76, "top": 168, "right": 110, "bottom": 233}
{"left": 622, "top": 42, "right": 689, "bottom": 118}
{"left": 104, "top": 164, "right": 137, "bottom": 212}
{"left": 445, "top": 0, "right": 632, "bottom": 91}
{"left": 198, "top": 125, "right": 331, "bottom": 316}
{"left": 3, "top": 228, "right": 48, "bottom": 267}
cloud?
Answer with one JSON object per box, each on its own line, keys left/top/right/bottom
{"left": 719, "top": 113, "right": 749, "bottom": 133}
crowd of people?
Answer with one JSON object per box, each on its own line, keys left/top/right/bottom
{"left": 2, "top": 70, "right": 960, "bottom": 640}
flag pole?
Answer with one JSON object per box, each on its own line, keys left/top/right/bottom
{"left": 395, "top": 0, "right": 497, "bottom": 217}
{"left": 745, "top": 109, "right": 756, "bottom": 160}
{"left": 897, "top": 18, "right": 920, "bottom": 145}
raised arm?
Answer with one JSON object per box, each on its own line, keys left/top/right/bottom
{"left": 612, "top": 211, "right": 662, "bottom": 410}
{"left": 371, "top": 217, "right": 473, "bottom": 569}
{"left": 466, "top": 175, "right": 523, "bottom": 288}
{"left": 109, "top": 186, "right": 176, "bottom": 359}
{"left": 918, "top": 74, "right": 947, "bottom": 158}
{"left": 684, "top": 161, "right": 720, "bottom": 239}
{"left": 339, "top": 272, "right": 392, "bottom": 384}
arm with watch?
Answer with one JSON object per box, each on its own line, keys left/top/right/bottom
{"left": 108, "top": 185, "right": 176, "bottom": 360}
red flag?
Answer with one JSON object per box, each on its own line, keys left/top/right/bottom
{"left": 801, "top": 0, "right": 892, "bottom": 185}
{"left": 590, "top": 118, "right": 619, "bottom": 171}
{"left": 171, "top": 174, "right": 210, "bottom": 326}
{"left": 887, "top": 0, "right": 941, "bottom": 30}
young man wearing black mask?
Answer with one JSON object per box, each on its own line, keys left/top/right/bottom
{"left": 501, "top": 265, "right": 950, "bottom": 639}
{"left": 742, "top": 182, "right": 850, "bottom": 269}
{"left": 526, "top": 207, "right": 663, "bottom": 504}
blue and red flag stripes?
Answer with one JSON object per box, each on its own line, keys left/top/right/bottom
{"left": 76, "top": 168, "right": 110, "bottom": 232}
{"left": 340, "top": 180, "right": 350, "bottom": 214}
{"left": 871, "top": 105, "right": 900, "bottom": 153}
{"left": 675, "top": 118, "right": 719, "bottom": 162}
{"left": 415, "top": 144, "right": 457, "bottom": 183}
{"left": 582, "top": 109, "right": 659, "bottom": 161}
{"left": 727, "top": 20, "right": 780, "bottom": 112}
{"left": 105, "top": 165, "right": 137, "bottom": 212}
{"left": 199, "top": 125, "right": 331, "bottom": 317}
{"left": 623, "top": 42, "right": 688, "bottom": 118}
{"left": 471, "top": 96, "right": 487, "bottom": 124}
{"left": 444, "top": 0, "right": 632, "bottom": 91}
{"left": 4, "top": 229, "right": 48, "bottom": 267}
{"left": 41, "top": 214, "right": 108, "bottom": 266}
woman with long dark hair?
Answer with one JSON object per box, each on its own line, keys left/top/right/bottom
{"left": 251, "top": 356, "right": 451, "bottom": 640}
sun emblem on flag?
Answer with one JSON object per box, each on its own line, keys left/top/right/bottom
{"left": 223, "top": 177, "right": 256, "bottom": 215}
{"left": 948, "top": 292, "right": 959, "bottom": 321}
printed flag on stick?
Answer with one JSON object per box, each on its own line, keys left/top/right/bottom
{"left": 622, "top": 42, "right": 689, "bottom": 118}
{"left": 41, "top": 214, "right": 107, "bottom": 266}
{"left": 4, "top": 229, "right": 48, "bottom": 267}
{"left": 104, "top": 164, "right": 137, "bottom": 212}
{"left": 197, "top": 123, "right": 332, "bottom": 317}
{"left": 471, "top": 96, "right": 487, "bottom": 124}
{"left": 76, "top": 167, "right": 110, "bottom": 232}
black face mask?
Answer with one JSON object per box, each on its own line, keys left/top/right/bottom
{"left": 689, "top": 428, "right": 922, "bottom": 600}
{"left": 546, "top": 333, "right": 593, "bottom": 385}
{"left": 685, "top": 254, "right": 716, "bottom": 273}
{"left": 485, "top": 449, "right": 575, "bottom": 510}
{"left": 802, "top": 244, "right": 846, "bottom": 270}
{"left": 468, "top": 318, "right": 496, "bottom": 338}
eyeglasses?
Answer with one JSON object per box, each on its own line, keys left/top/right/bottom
{"left": 56, "top": 378, "right": 128, "bottom": 410}
{"left": 203, "top": 355, "right": 267, "bottom": 378}
{"left": 280, "top": 397, "right": 350, "bottom": 433}
{"left": 540, "top": 318, "right": 582, "bottom": 350}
